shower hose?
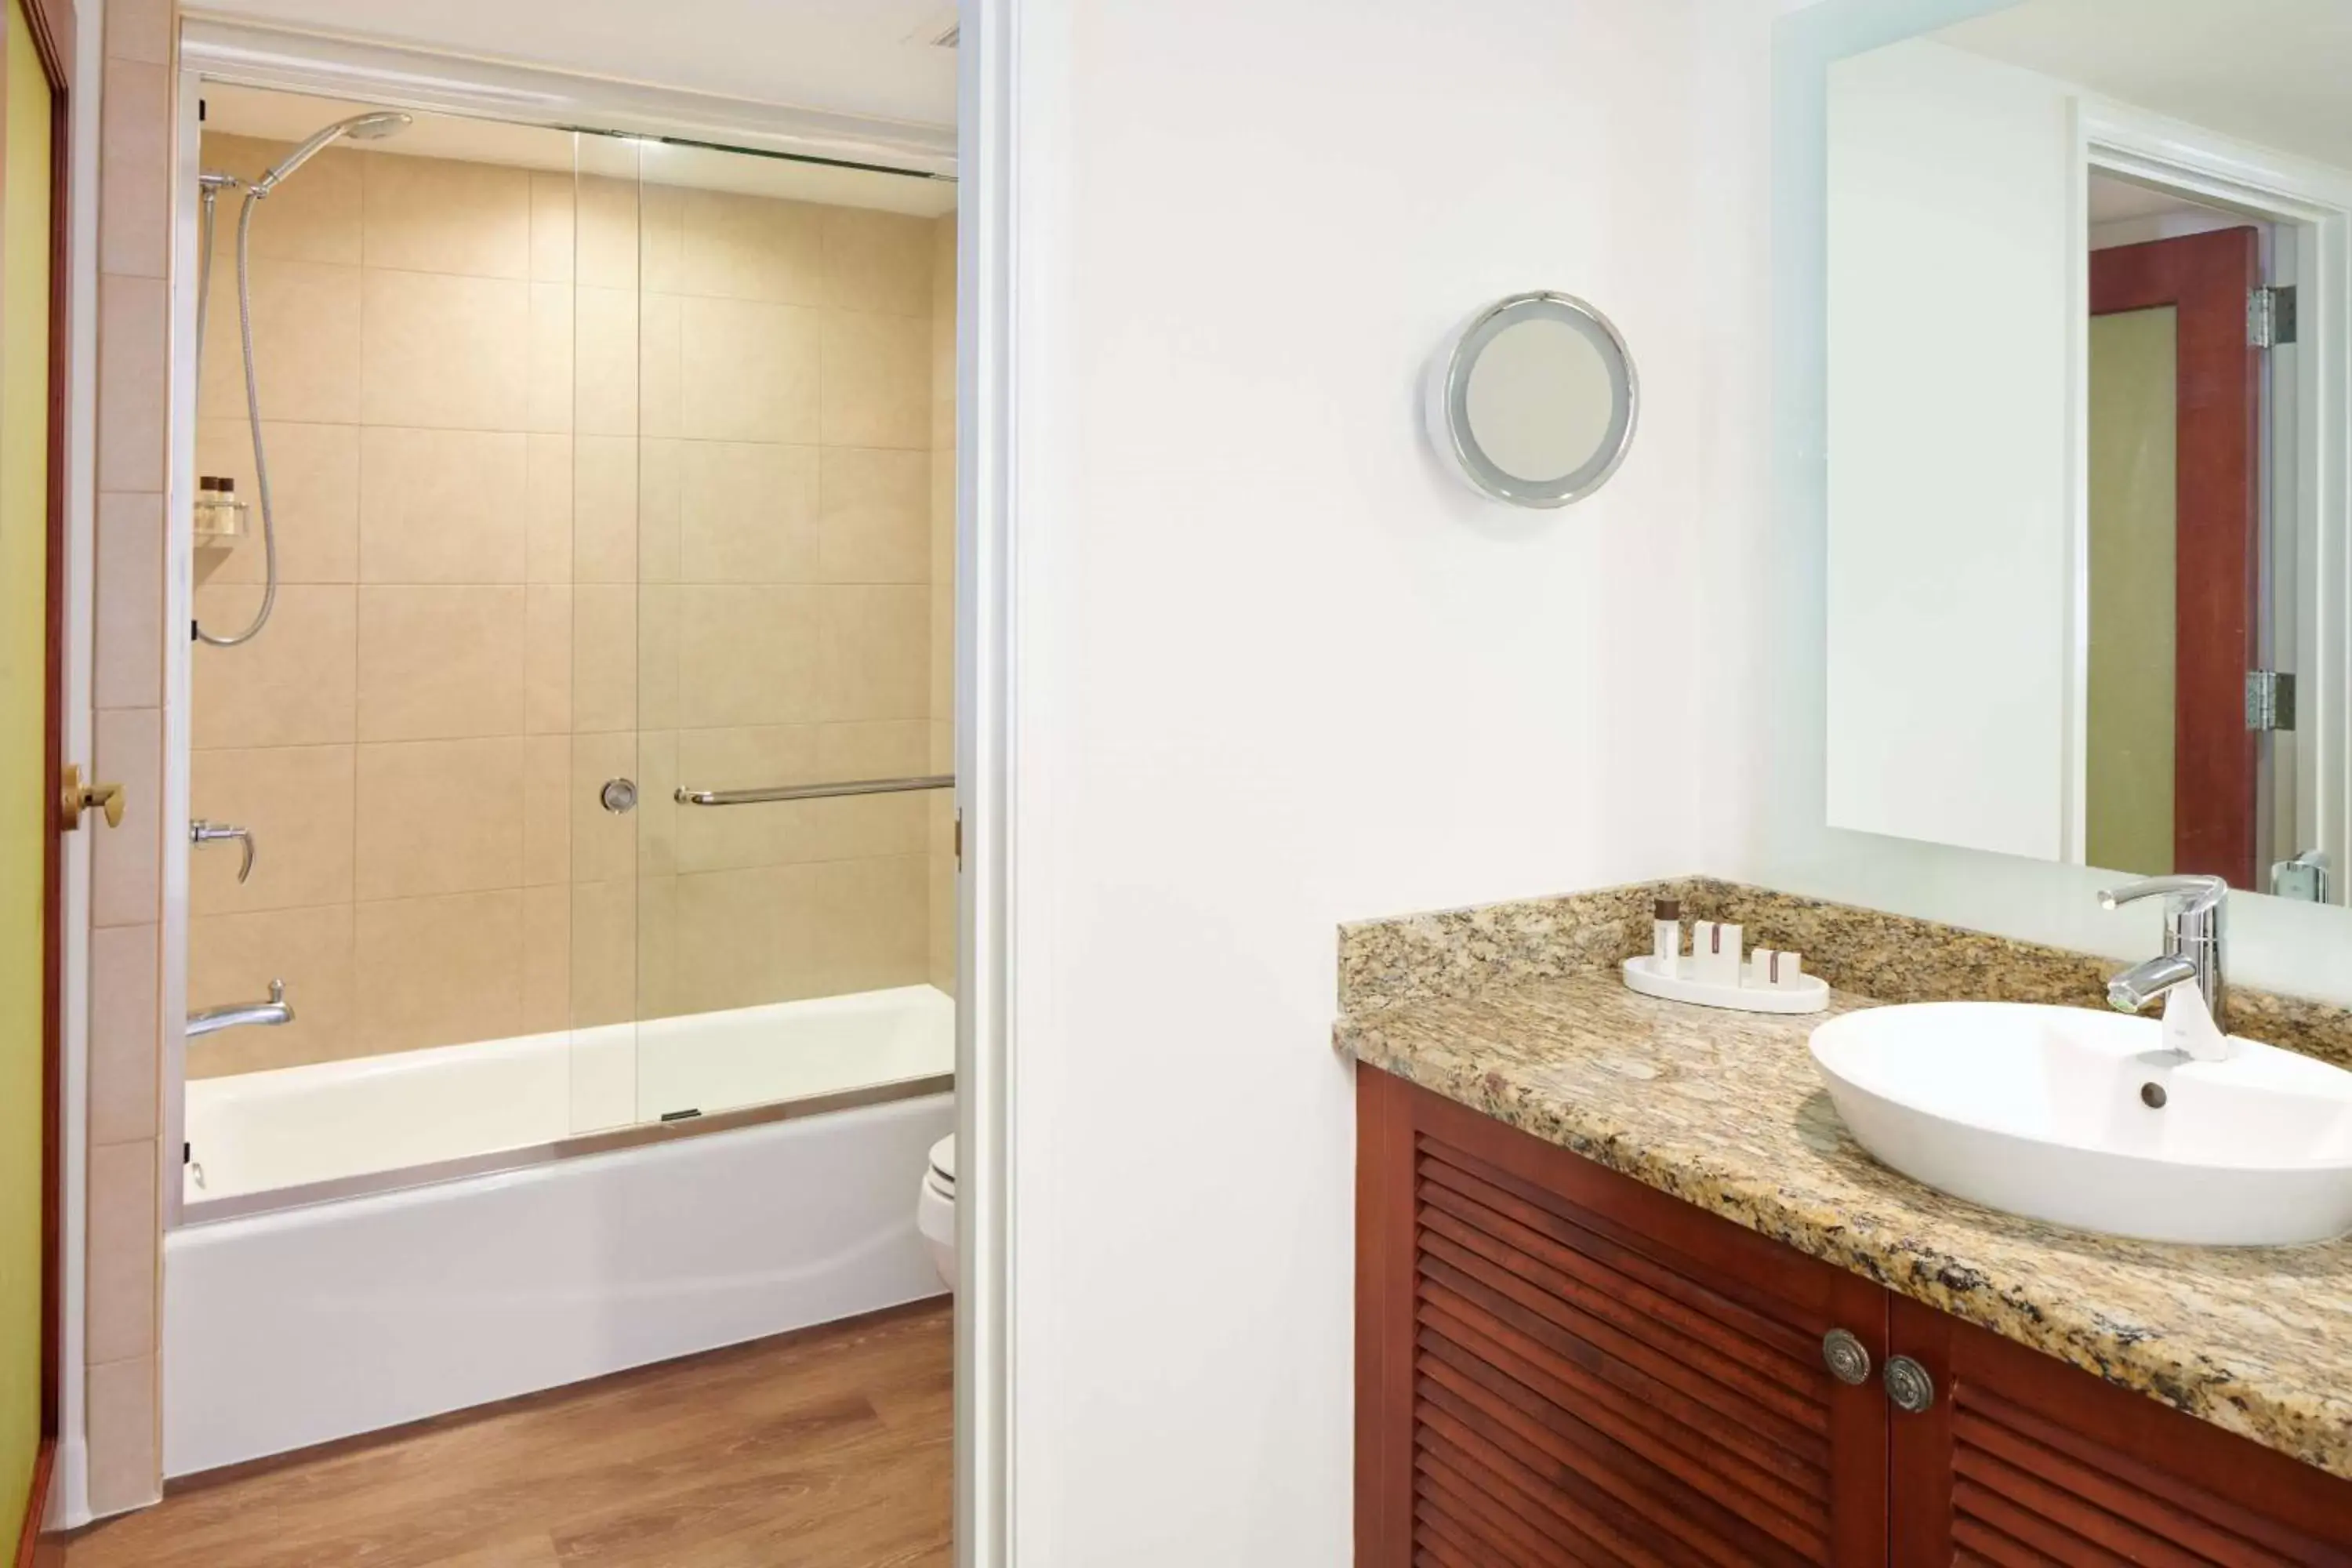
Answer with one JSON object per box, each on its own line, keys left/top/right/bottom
{"left": 191, "top": 184, "right": 281, "bottom": 648}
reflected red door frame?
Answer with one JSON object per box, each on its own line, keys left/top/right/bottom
{"left": 2089, "top": 228, "right": 2261, "bottom": 887}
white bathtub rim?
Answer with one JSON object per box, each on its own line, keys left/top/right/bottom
{"left": 183, "top": 983, "right": 956, "bottom": 1210}
{"left": 188, "top": 983, "right": 953, "bottom": 1104}
{"left": 178, "top": 1067, "right": 953, "bottom": 1228}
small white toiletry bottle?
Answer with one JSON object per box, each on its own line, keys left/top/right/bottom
{"left": 1695, "top": 920, "right": 1742, "bottom": 984}
{"left": 1652, "top": 898, "right": 1682, "bottom": 971}
{"left": 1773, "top": 951, "right": 1805, "bottom": 988}
{"left": 1711, "top": 922, "right": 1743, "bottom": 984}
{"left": 1748, "top": 949, "right": 1777, "bottom": 987}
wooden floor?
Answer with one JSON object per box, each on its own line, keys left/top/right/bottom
{"left": 58, "top": 1301, "right": 953, "bottom": 1568}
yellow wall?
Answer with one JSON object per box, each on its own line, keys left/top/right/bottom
{"left": 0, "top": 0, "right": 56, "bottom": 1538}
{"left": 2085, "top": 306, "right": 2178, "bottom": 879}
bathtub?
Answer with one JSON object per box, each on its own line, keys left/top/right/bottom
{"left": 164, "top": 985, "right": 954, "bottom": 1476}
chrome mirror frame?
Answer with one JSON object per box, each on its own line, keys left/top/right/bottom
{"left": 1424, "top": 289, "right": 1639, "bottom": 508}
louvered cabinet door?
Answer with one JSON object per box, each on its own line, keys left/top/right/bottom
{"left": 1886, "top": 1296, "right": 2352, "bottom": 1566}
{"left": 1358, "top": 1067, "right": 1890, "bottom": 1567}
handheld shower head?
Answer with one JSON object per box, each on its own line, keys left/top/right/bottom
{"left": 251, "top": 111, "right": 412, "bottom": 196}
{"left": 341, "top": 111, "right": 413, "bottom": 141}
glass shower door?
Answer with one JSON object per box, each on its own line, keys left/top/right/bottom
{"left": 619, "top": 136, "right": 959, "bottom": 1130}
{"left": 172, "top": 91, "right": 956, "bottom": 1205}
{"left": 554, "top": 129, "right": 650, "bottom": 1138}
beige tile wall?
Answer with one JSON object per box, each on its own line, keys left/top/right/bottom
{"left": 86, "top": 0, "right": 173, "bottom": 1518}
{"left": 187, "top": 132, "right": 957, "bottom": 1075}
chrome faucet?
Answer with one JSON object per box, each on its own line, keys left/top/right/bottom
{"left": 187, "top": 978, "right": 293, "bottom": 1039}
{"left": 2100, "top": 874, "right": 2227, "bottom": 1047}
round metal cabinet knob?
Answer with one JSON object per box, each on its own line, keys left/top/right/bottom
{"left": 1885, "top": 1355, "right": 1937, "bottom": 1414}
{"left": 1821, "top": 1329, "right": 1871, "bottom": 1386}
{"left": 601, "top": 778, "right": 638, "bottom": 814}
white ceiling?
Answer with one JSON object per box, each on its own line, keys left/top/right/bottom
{"left": 196, "top": 0, "right": 960, "bottom": 130}
{"left": 2086, "top": 170, "right": 2227, "bottom": 225}
{"left": 204, "top": 83, "right": 958, "bottom": 216}
{"left": 1936, "top": 0, "right": 2352, "bottom": 172}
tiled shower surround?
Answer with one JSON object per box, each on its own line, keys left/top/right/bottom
{"left": 184, "top": 132, "right": 958, "bottom": 1076}
{"left": 87, "top": 0, "right": 173, "bottom": 1515}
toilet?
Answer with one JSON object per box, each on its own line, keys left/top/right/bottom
{"left": 916, "top": 1134, "right": 955, "bottom": 1287}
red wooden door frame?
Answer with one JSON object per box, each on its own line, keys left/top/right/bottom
{"left": 2089, "top": 228, "right": 2261, "bottom": 887}
{"left": 10, "top": 0, "right": 76, "bottom": 1558}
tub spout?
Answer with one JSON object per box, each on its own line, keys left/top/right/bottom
{"left": 188, "top": 978, "right": 293, "bottom": 1039}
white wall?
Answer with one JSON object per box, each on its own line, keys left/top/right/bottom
{"left": 1825, "top": 38, "right": 2078, "bottom": 861}
{"left": 1004, "top": 1, "right": 1757, "bottom": 1559}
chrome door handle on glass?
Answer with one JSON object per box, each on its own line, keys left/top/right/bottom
{"left": 674, "top": 774, "right": 954, "bottom": 808}
{"left": 187, "top": 978, "right": 293, "bottom": 1039}
{"left": 191, "top": 818, "right": 257, "bottom": 883}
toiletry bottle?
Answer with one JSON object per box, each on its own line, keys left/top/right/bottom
{"left": 195, "top": 475, "right": 246, "bottom": 541}
{"left": 1708, "top": 921, "right": 1744, "bottom": 984}
{"left": 1652, "top": 898, "right": 1682, "bottom": 970}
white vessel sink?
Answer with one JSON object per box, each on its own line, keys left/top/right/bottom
{"left": 1808, "top": 1002, "right": 2352, "bottom": 1246}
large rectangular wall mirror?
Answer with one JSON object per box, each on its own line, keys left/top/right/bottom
{"left": 1818, "top": 0, "right": 2350, "bottom": 906}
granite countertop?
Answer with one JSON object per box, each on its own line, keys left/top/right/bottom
{"left": 1334, "top": 967, "right": 2352, "bottom": 1481}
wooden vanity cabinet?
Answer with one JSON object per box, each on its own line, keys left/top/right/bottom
{"left": 1358, "top": 1067, "right": 1890, "bottom": 1566}
{"left": 1356, "top": 1066, "right": 2352, "bottom": 1566}
{"left": 1886, "top": 1298, "right": 2351, "bottom": 1565}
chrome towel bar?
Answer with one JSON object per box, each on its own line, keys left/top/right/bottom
{"left": 673, "top": 773, "right": 954, "bottom": 808}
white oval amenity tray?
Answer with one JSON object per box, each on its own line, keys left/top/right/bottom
{"left": 1621, "top": 954, "right": 1829, "bottom": 1015}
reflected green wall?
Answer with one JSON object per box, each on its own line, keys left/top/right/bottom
{"left": 2085, "top": 305, "right": 2177, "bottom": 878}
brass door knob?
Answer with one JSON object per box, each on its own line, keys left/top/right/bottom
{"left": 60, "top": 764, "right": 125, "bottom": 832}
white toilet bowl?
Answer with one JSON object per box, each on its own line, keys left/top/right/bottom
{"left": 916, "top": 1134, "right": 955, "bottom": 1288}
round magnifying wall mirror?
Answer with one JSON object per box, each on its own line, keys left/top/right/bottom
{"left": 1425, "top": 292, "right": 1639, "bottom": 507}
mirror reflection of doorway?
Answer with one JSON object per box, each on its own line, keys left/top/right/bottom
{"left": 2085, "top": 213, "right": 2262, "bottom": 886}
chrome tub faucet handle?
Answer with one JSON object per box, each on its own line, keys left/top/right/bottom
{"left": 191, "top": 818, "right": 256, "bottom": 884}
